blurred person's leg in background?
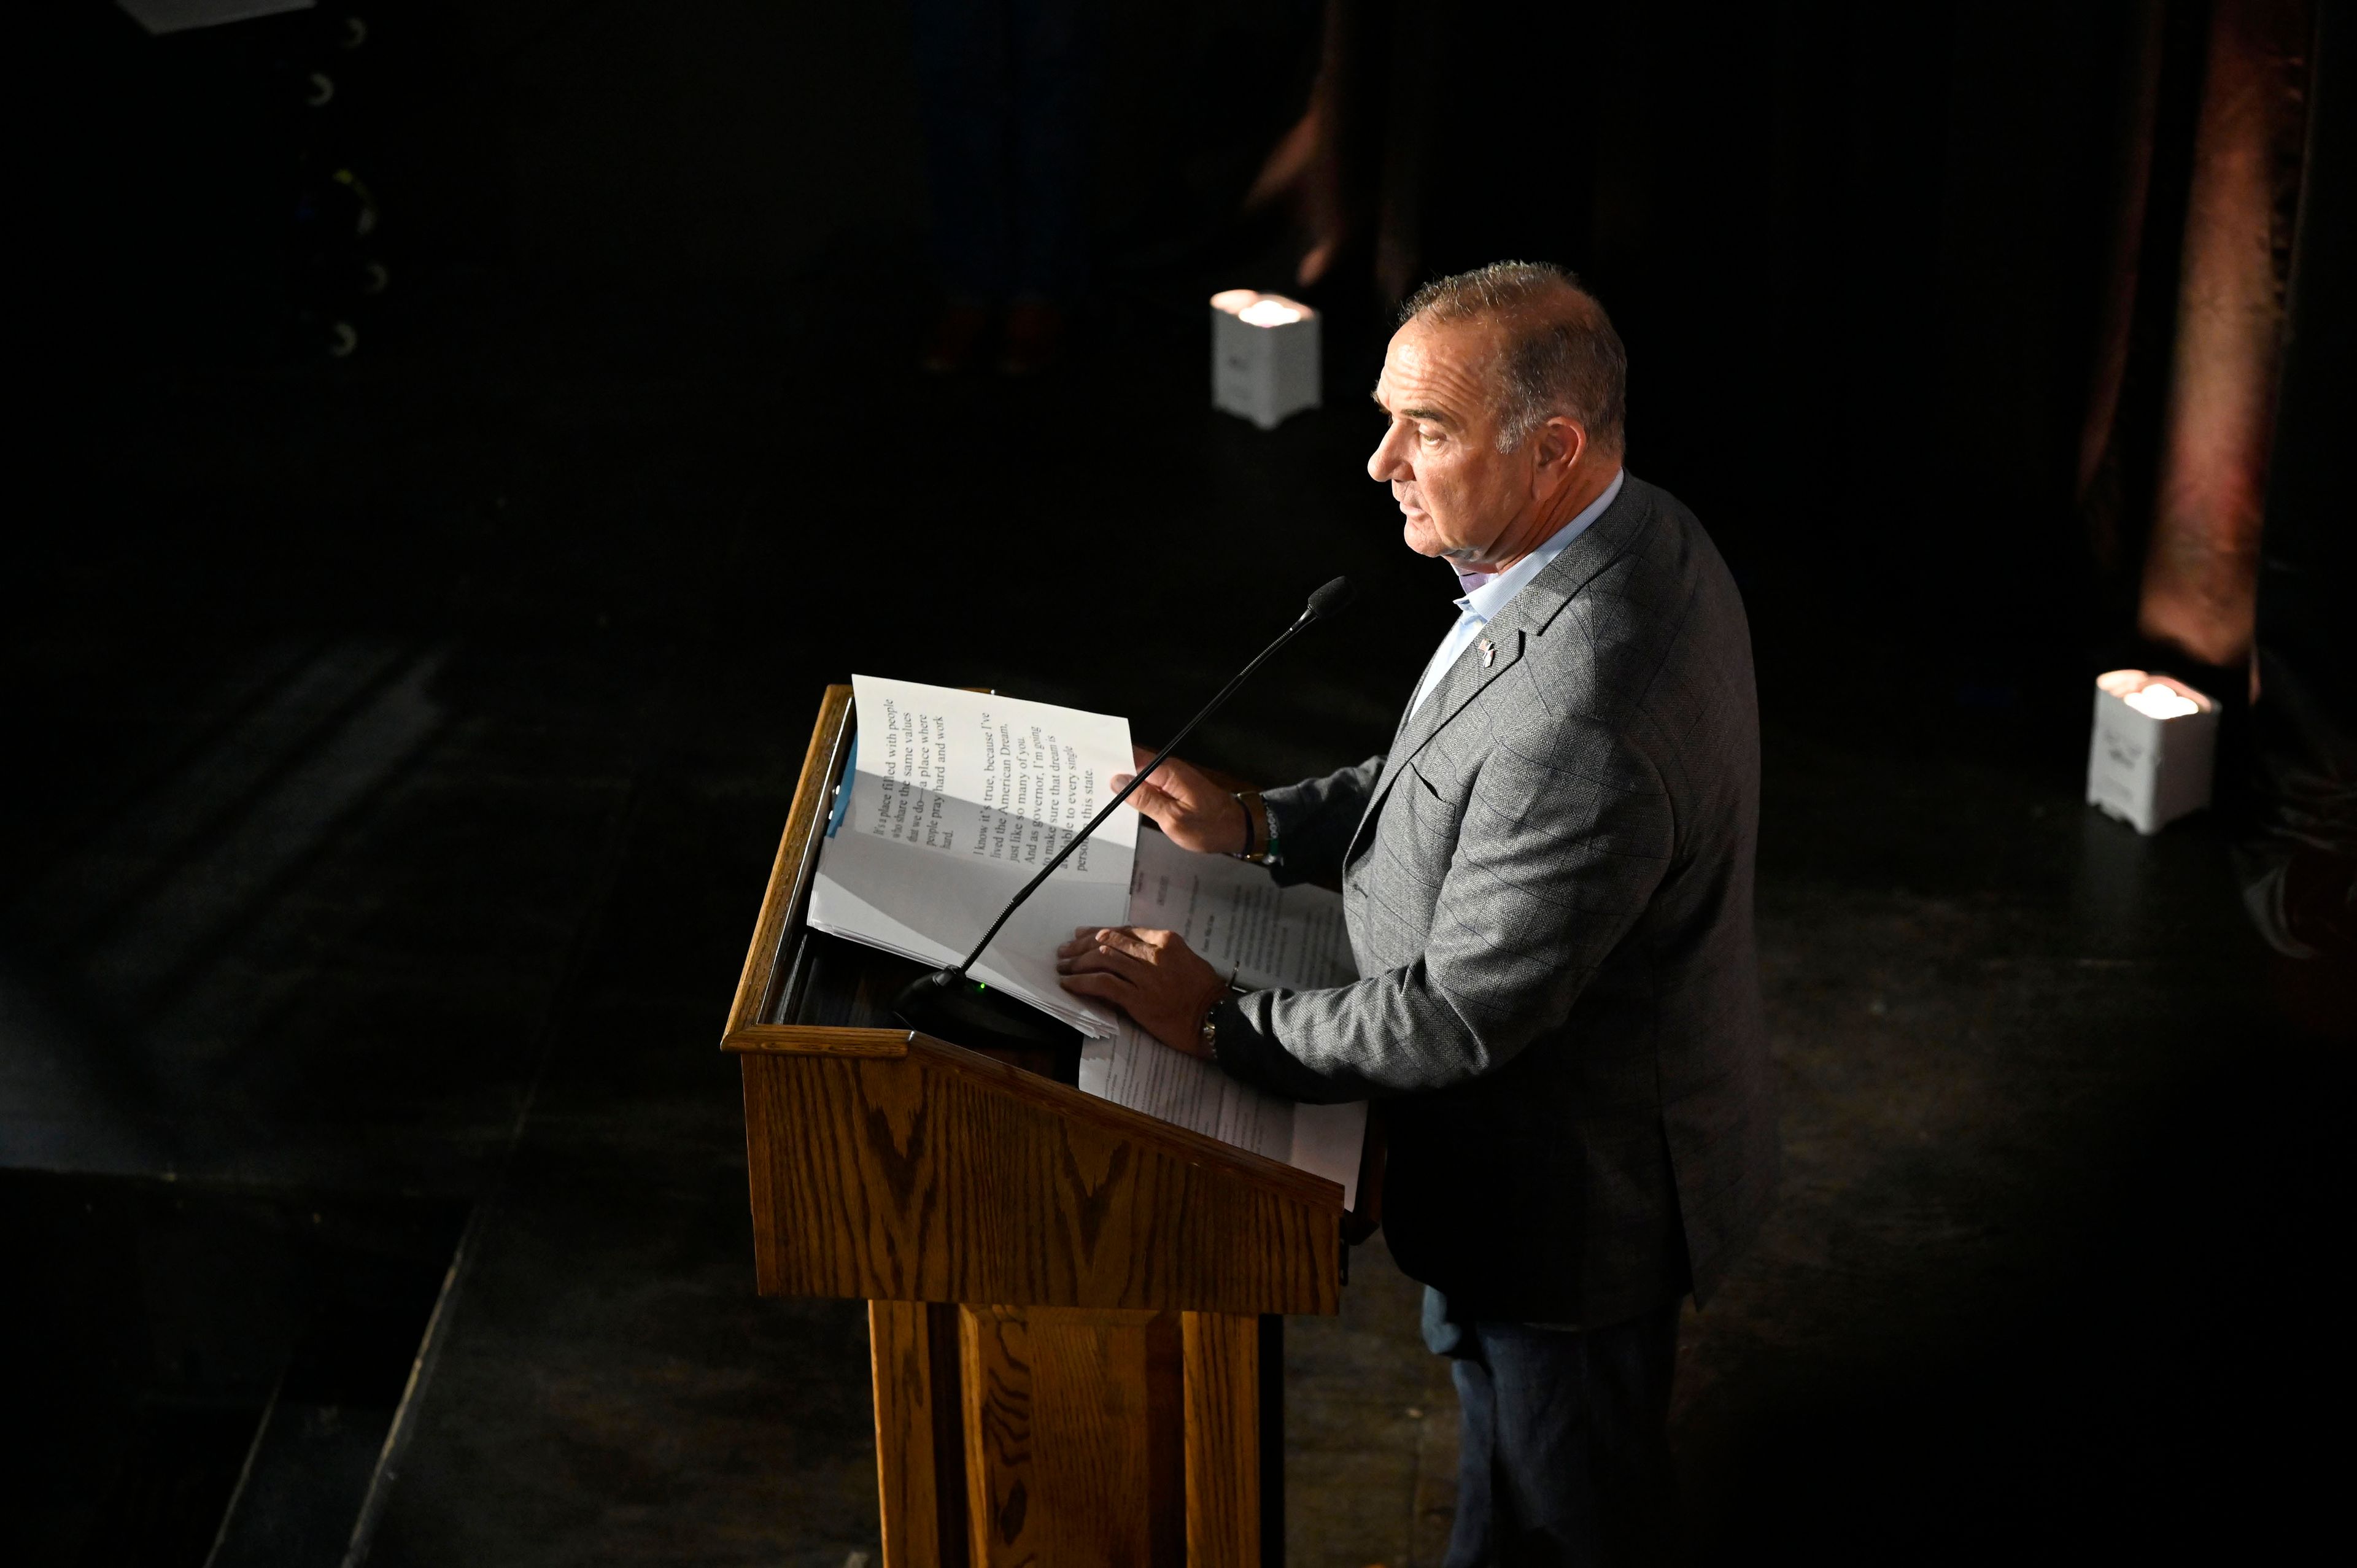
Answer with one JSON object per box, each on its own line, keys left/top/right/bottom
{"left": 908, "top": 0, "right": 1091, "bottom": 374}
{"left": 1002, "top": 0, "right": 1090, "bottom": 373}
{"left": 910, "top": 0, "right": 1008, "bottom": 371}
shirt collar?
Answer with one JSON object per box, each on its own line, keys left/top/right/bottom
{"left": 1450, "top": 467, "right": 1626, "bottom": 621}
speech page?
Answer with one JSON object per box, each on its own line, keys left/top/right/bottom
{"left": 1078, "top": 831, "right": 1366, "bottom": 1203}
{"left": 808, "top": 675, "right": 1137, "bottom": 1035}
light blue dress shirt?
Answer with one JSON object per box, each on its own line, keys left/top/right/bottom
{"left": 1408, "top": 468, "right": 1626, "bottom": 716}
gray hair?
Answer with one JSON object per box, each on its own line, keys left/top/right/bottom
{"left": 1400, "top": 261, "right": 1628, "bottom": 456}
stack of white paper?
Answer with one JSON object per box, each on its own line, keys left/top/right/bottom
{"left": 1082, "top": 832, "right": 1369, "bottom": 1207}
{"left": 809, "top": 675, "right": 1369, "bottom": 1200}
{"left": 808, "top": 675, "right": 1138, "bottom": 1038}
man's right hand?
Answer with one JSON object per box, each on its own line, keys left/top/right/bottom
{"left": 1115, "top": 745, "right": 1248, "bottom": 854}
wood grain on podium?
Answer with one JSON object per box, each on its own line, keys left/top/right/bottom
{"left": 1181, "top": 1311, "right": 1263, "bottom": 1567}
{"left": 735, "top": 1033, "right": 1341, "bottom": 1316}
{"left": 724, "top": 682, "right": 853, "bottom": 1038}
{"left": 959, "top": 1305, "right": 1183, "bottom": 1568}
{"left": 726, "top": 1024, "right": 910, "bottom": 1057}
{"left": 869, "top": 1300, "right": 970, "bottom": 1567}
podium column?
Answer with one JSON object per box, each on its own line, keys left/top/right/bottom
{"left": 867, "top": 1299, "right": 1271, "bottom": 1567}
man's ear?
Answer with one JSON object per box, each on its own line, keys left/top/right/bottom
{"left": 1536, "top": 415, "right": 1586, "bottom": 479}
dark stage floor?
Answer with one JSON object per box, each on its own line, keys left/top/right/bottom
{"left": 4, "top": 280, "right": 2343, "bottom": 1566}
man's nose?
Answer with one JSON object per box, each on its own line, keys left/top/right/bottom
{"left": 1368, "top": 426, "right": 1403, "bottom": 482}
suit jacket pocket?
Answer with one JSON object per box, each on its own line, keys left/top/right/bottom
{"left": 1394, "top": 762, "right": 1464, "bottom": 847}
{"left": 1357, "top": 763, "right": 1468, "bottom": 961}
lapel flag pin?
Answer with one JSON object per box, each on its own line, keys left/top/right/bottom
{"left": 1479, "top": 637, "right": 1496, "bottom": 668}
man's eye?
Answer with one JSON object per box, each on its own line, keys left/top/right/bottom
{"left": 1418, "top": 427, "right": 1442, "bottom": 444}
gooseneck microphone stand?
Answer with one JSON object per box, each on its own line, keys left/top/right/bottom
{"left": 891, "top": 577, "right": 1356, "bottom": 1049}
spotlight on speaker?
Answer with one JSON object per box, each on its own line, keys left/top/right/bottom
{"left": 2087, "top": 670, "right": 2220, "bottom": 835}
{"left": 1211, "top": 288, "right": 1322, "bottom": 430}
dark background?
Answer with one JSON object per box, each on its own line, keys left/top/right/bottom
{"left": 8, "top": 0, "right": 2152, "bottom": 697}
{"left": 2, "top": 2, "right": 2347, "bottom": 1565}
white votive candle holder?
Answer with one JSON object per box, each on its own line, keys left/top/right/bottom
{"left": 1210, "top": 288, "right": 1321, "bottom": 430}
{"left": 2086, "top": 669, "right": 2220, "bottom": 834}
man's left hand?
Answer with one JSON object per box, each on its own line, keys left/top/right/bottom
{"left": 1056, "top": 926, "right": 1228, "bottom": 1058}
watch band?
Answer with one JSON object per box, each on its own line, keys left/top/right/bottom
{"left": 1199, "top": 975, "right": 1242, "bottom": 1059}
{"left": 1236, "top": 790, "right": 1279, "bottom": 865}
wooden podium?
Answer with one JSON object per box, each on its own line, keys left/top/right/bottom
{"left": 722, "top": 687, "right": 1352, "bottom": 1567}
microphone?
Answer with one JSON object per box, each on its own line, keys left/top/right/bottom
{"left": 892, "top": 577, "right": 1355, "bottom": 1049}
{"left": 1304, "top": 575, "right": 1357, "bottom": 621}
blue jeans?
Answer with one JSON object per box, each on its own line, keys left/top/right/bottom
{"left": 1428, "top": 1291, "right": 1685, "bottom": 1567}
{"left": 907, "top": 0, "right": 1091, "bottom": 301}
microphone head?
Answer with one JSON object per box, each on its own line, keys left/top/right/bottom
{"left": 1304, "top": 576, "right": 1357, "bottom": 622}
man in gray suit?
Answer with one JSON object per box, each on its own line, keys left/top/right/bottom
{"left": 1059, "top": 261, "right": 1776, "bottom": 1565}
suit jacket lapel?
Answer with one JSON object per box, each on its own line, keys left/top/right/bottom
{"left": 1345, "top": 476, "right": 1656, "bottom": 862}
{"left": 1348, "top": 624, "right": 1529, "bottom": 860}
{"left": 1391, "top": 624, "right": 1526, "bottom": 776}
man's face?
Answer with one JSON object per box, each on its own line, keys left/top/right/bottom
{"left": 1368, "top": 318, "right": 1527, "bottom": 564}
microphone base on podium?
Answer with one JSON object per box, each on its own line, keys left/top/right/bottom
{"left": 892, "top": 968, "right": 1076, "bottom": 1063}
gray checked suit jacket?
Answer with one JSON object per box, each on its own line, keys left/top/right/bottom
{"left": 1209, "top": 474, "right": 1777, "bottom": 1326}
